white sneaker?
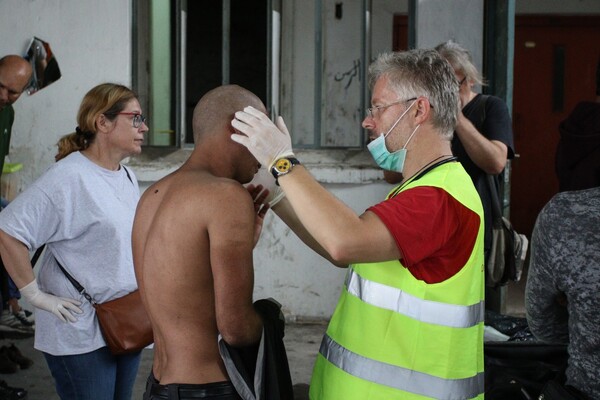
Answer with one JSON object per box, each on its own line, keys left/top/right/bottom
{"left": 13, "top": 310, "right": 35, "bottom": 327}
{"left": 0, "top": 311, "right": 34, "bottom": 335}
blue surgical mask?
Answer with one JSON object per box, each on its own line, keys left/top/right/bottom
{"left": 367, "top": 100, "right": 420, "bottom": 172}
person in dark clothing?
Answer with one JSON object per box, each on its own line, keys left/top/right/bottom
{"left": 0, "top": 56, "right": 32, "bottom": 176}
{"left": 555, "top": 57, "right": 600, "bottom": 192}
{"left": 433, "top": 41, "right": 516, "bottom": 313}
{"left": 435, "top": 40, "right": 515, "bottom": 267}
{"left": 526, "top": 186, "right": 600, "bottom": 399}
{"left": 0, "top": 54, "right": 33, "bottom": 400}
{"left": 218, "top": 299, "right": 293, "bottom": 400}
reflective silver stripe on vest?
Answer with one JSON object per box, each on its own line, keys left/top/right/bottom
{"left": 345, "top": 267, "right": 484, "bottom": 328}
{"left": 320, "top": 334, "right": 484, "bottom": 399}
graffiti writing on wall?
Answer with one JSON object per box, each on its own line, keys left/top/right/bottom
{"left": 334, "top": 59, "right": 361, "bottom": 89}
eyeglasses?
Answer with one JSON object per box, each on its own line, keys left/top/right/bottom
{"left": 458, "top": 76, "right": 467, "bottom": 85}
{"left": 112, "top": 112, "right": 147, "bottom": 128}
{"left": 366, "top": 97, "right": 417, "bottom": 119}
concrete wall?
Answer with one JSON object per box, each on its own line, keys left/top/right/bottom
{"left": 283, "top": 0, "right": 409, "bottom": 147}
{"left": 2, "top": 0, "right": 599, "bottom": 320}
{"left": 415, "top": 0, "right": 484, "bottom": 76}
{"left": 135, "top": 179, "right": 390, "bottom": 320}
{"left": 0, "top": 0, "right": 132, "bottom": 186}
{"left": 249, "top": 180, "right": 391, "bottom": 320}
{"left": 3, "top": 0, "right": 599, "bottom": 190}
{"left": 131, "top": 149, "right": 392, "bottom": 320}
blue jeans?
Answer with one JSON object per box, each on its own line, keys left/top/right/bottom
{"left": 44, "top": 347, "right": 141, "bottom": 400}
{"left": 8, "top": 276, "right": 19, "bottom": 299}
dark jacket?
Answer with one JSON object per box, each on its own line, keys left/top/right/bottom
{"left": 219, "top": 298, "right": 294, "bottom": 400}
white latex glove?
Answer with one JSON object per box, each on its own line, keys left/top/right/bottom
{"left": 245, "top": 166, "right": 286, "bottom": 207}
{"left": 20, "top": 280, "right": 83, "bottom": 323}
{"left": 231, "top": 106, "right": 294, "bottom": 169}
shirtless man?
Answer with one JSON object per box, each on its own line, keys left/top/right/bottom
{"left": 133, "top": 85, "right": 266, "bottom": 400}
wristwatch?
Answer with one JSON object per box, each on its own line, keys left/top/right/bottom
{"left": 270, "top": 157, "right": 300, "bottom": 185}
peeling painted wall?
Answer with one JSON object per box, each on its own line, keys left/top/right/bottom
{"left": 251, "top": 182, "right": 392, "bottom": 320}
{"left": 2, "top": 0, "right": 599, "bottom": 320}
{"left": 135, "top": 177, "right": 392, "bottom": 321}
{"left": 321, "top": 0, "right": 363, "bottom": 147}
{"left": 0, "top": 0, "right": 132, "bottom": 190}
{"left": 131, "top": 147, "right": 392, "bottom": 320}
{"left": 284, "top": 0, "right": 409, "bottom": 148}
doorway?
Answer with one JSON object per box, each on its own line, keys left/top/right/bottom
{"left": 134, "top": 0, "right": 270, "bottom": 146}
{"left": 511, "top": 15, "right": 600, "bottom": 237}
{"left": 185, "top": 1, "right": 268, "bottom": 144}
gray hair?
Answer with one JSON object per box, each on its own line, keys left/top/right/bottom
{"left": 435, "top": 40, "right": 485, "bottom": 87}
{"left": 368, "top": 49, "right": 459, "bottom": 139}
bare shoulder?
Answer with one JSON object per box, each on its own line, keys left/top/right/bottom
{"left": 203, "top": 179, "right": 257, "bottom": 230}
{"left": 142, "top": 170, "right": 249, "bottom": 204}
{"left": 183, "top": 173, "right": 254, "bottom": 213}
{"left": 199, "top": 175, "right": 253, "bottom": 201}
{"left": 162, "top": 172, "right": 255, "bottom": 221}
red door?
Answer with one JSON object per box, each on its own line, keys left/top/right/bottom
{"left": 393, "top": 15, "right": 408, "bottom": 51}
{"left": 511, "top": 16, "right": 600, "bottom": 237}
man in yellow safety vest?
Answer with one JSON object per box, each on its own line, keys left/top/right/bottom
{"left": 231, "top": 48, "right": 485, "bottom": 400}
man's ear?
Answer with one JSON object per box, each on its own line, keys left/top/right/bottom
{"left": 413, "top": 97, "right": 432, "bottom": 124}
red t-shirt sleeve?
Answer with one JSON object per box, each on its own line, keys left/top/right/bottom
{"left": 368, "top": 186, "right": 480, "bottom": 283}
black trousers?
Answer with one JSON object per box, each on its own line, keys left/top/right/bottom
{"left": 143, "top": 373, "right": 242, "bottom": 400}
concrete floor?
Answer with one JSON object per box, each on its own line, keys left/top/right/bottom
{"left": 0, "top": 321, "right": 327, "bottom": 399}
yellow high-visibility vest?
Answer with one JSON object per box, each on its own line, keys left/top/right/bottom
{"left": 310, "top": 161, "right": 485, "bottom": 400}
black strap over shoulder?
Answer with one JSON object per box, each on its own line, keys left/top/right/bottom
{"left": 122, "top": 165, "right": 133, "bottom": 184}
{"left": 31, "top": 244, "right": 46, "bottom": 267}
{"left": 29, "top": 166, "right": 132, "bottom": 304}
{"left": 30, "top": 244, "right": 96, "bottom": 304}
{"left": 54, "top": 258, "right": 96, "bottom": 304}
{"left": 487, "top": 174, "right": 503, "bottom": 222}
{"left": 474, "top": 94, "right": 489, "bottom": 130}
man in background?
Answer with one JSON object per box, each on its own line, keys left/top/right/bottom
{"left": 526, "top": 184, "right": 599, "bottom": 399}
{"left": 526, "top": 58, "right": 600, "bottom": 400}
{"left": 0, "top": 55, "right": 32, "bottom": 176}
{"left": 0, "top": 55, "right": 35, "bottom": 334}
{"left": 0, "top": 54, "right": 33, "bottom": 399}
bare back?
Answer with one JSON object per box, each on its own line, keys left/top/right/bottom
{"left": 132, "top": 166, "right": 261, "bottom": 385}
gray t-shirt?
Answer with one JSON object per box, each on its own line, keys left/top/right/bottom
{"left": 0, "top": 151, "right": 140, "bottom": 355}
{"left": 525, "top": 187, "right": 600, "bottom": 398}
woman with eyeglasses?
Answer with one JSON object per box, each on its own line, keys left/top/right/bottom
{"left": 0, "top": 83, "right": 148, "bottom": 399}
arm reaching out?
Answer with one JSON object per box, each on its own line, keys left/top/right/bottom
{"left": 245, "top": 166, "right": 286, "bottom": 207}
{"left": 231, "top": 106, "right": 294, "bottom": 169}
{"left": 245, "top": 182, "right": 271, "bottom": 247}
